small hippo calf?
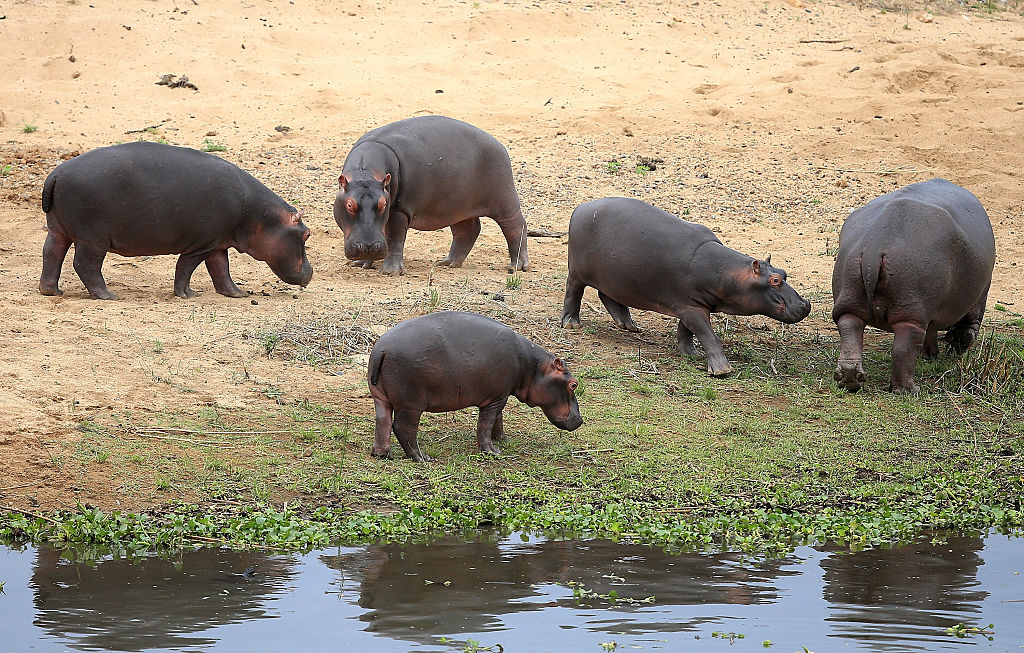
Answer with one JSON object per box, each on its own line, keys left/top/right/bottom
{"left": 368, "top": 311, "right": 583, "bottom": 462}
{"left": 40, "top": 142, "right": 313, "bottom": 299}
{"left": 561, "top": 197, "right": 811, "bottom": 376}
{"left": 832, "top": 178, "right": 996, "bottom": 394}
{"left": 334, "top": 115, "right": 529, "bottom": 275}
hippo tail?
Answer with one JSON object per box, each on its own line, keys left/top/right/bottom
{"left": 41, "top": 169, "right": 58, "bottom": 213}
{"left": 368, "top": 349, "right": 385, "bottom": 386}
{"left": 860, "top": 245, "right": 884, "bottom": 306}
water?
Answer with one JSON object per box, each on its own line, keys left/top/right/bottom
{"left": 1, "top": 532, "right": 1021, "bottom": 652}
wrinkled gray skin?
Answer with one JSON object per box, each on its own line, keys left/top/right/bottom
{"left": 334, "top": 115, "right": 529, "bottom": 276}
{"left": 561, "top": 197, "right": 811, "bottom": 376}
{"left": 832, "top": 178, "right": 995, "bottom": 395}
{"left": 368, "top": 311, "right": 583, "bottom": 462}
{"left": 39, "top": 142, "right": 313, "bottom": 300}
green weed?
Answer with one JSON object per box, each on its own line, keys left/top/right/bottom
{"left": 200, "top": 139, "right": 227, "bottom": 152}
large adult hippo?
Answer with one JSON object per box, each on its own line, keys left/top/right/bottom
{"left": 368, "top": 311, "right": 583, "bottom": 462}
{"left": 560, "top": 197, "right": 811, "bottom": 376}
{"left": 334, "top": 115, "right": 528, "bottom": 275}
{"left": 39, "top": 142, "right": 313, "bottom": 300}
{"left": 831, "top": 178, "right": 995, "bottom": 395}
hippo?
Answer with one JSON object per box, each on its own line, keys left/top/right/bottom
{"left": 368, "top": 311, "right": 583, "bottom": 462}
{"left": 560, "top": 197, "right": 811, "bottom": 376}
{"left": 39, "top": 141, "right": 313, "bottom": 300}
{"left": 334, "top": 115, "right": 529, "bottom": 276}
{"left": 831, "top": 178, "right": 995, "bottom": 395}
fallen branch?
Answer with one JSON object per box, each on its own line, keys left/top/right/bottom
{"left": 133, "top": 432, "right": 232, "bottom": 446}
{"left": 0, "top": 482, "right": 35, "bottom": 493}
{"left": 0, "top": 505, "right": 58, "bottom": 525}
{"left": 134, "top": 427, "right": 292, "bottom": 436}
{"left": 125, "top": 120, "right": 169, "bottom": 134}
{"left": 527, "top": 228, "right": 566, "bottom": 238}
{"left": 799, "top": 38, "right": 849, "bottom": 43}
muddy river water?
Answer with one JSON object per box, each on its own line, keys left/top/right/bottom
{"left": 1, "top": 531, "right": 1021, "bottom": 652}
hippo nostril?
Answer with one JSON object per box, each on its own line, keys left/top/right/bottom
{"left": 371, "top": 242, "right": 386, "bottom": 255}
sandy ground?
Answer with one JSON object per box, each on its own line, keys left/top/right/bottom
{"left": 1, "top": 0, "right": 1022, "bottom": 511}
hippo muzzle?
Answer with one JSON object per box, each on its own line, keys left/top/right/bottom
{"left": 780, "top": 297, "right": 812, "bottom": 323}
{"left": 344, "top": 238, "right": 388, "bottom": 261}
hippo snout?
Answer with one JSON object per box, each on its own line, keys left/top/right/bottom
{"left": 783, "top": 297, "right": 812, "bottom": 323}
{"left": 552, "top": 410, "right": 584, "bottom": 432}
{"left": 345, "top": 240, "right": 388, "bottom": 261}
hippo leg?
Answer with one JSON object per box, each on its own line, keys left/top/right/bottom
{"left": 945, "top": 285, "right": 988, "bottom": 354}
{"left": 494, "top": 209, "right": 530, "bottom": 273}
{"left": 72, "top": 243, "right": 116, "bottom": 300}
{"left": 371, "top": 397, "right": 395, "bottom": 459}
{"left": 834, "top": 313, "right": 867, "bottom": 392}
{"left": 679, "top": 307, "right": 732, "bottom": 376}
{"left": 349, "top": 260, "right": 376, "bottom": 269}
{"left": 922, "top": 329, "right": 939, "bottom": 359}
{"left": 380, "top": 210, "right": 409, "bottom": 276}
{"left": 205, "top": 250, "right": 247, "bottom": 298}
{"left": 560, "top": 274, "right": 586, "bottom": 329}
{"left": 598, "top": 292, "right": 639, "bottom": 332}
{"left": 890, "top": 321, "right": 926, "bottom": 395}
{"left": 40, "top": 231, "right": 72, "bottom": 296}
{"left": 173, "top": 252, "right": 209, "bottom": 299}
{"left": 437, "top": 218, "right": 481, "bottom": 268}
{"left": 676, "top": 322, "right": 700, "bottom": 357}
{"left": 491, "top": 408, "right": 505, "bottom": 441}
{"left": 392, "top": 408, "right": 431, "bottom": 462}
{"left": 476, "top": 398, "right": 508, "bottom": 455}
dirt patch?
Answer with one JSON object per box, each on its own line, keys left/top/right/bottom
{"left": 1, "top": 0, "right": 1023, "bottom": 511}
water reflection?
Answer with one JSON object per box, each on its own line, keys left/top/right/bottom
{"left": 820, "top": 535, "right": 988, "bottom": 651}
{"left": 30, "top": 546, "right": 296, "bottom": 651}
{"left": 320, "top": 537, "right": 799, "bottom": 646}
{"left": 2, "top": 530, "right": 1019, "bottom": 652}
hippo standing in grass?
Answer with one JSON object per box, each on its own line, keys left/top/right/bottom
{"left": 831, "top": 178, "right": 995, "bottom": 395}
{"left": 39, "top": 142, "right": 313, "bottom": 299}
{"left": 368, "top": 311, "right": 583, "bottom": 462}
{"left": 560, "top": 197, "right": 811, "bottom": 376}
{"left": 334, "top": 115, "right": 529, "bottom": 275}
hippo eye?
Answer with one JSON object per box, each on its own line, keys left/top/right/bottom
{"left": 769, "top": 274, "right": 782, "bottom": 287}
{"left": 377, "top": 196, "right": 387, "bottom": 213}
{"left": 346, "top": 199, "right": 358, "bottom": 216}
{"left": 568, "top": 380, "right": 578, "bottom": 392}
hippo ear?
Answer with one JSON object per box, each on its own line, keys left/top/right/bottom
{"left": 339, "top": 174, "right": 351, "bottom": 191}
{"left": 290, "top": 210, "right": 303, "bottom": 226}
{"left": 751, "top": 259, "right": 762, "bottom": 276}
{"left": 372, "top": 171, "right": 391, "bottom": 187}
{"left": 765, "top": 253, "right": 772, "bottom": 265}
{"left": 551, "top": 357, "right": 566, "bottom": 373}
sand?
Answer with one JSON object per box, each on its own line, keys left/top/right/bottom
{"left": 1, "top": 0, "right": 1022, "bottom": 510}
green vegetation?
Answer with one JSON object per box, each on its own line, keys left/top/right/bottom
{"left": 0, "top": 164, "right": 14, "bottom": 176}
{"left": 1, "top": 318, "right": 1022, "bottom": 556}
{"left": 200, "top": 138, "right": 227, "bottom": 152}
{"left": 21, "top": 123, "right": 39, "bottom": 133}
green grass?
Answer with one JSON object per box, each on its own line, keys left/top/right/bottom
{"left": 200, "top": 138, "right": 227, "bottom": 152}
{"left": 2, "top": 319, "right": 1022, "bottom": 555}
{"left": 21, "top": 124, "right": 38, "bottom": 134}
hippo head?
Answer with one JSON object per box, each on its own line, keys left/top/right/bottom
{"left": 244, "top": 208, "right": 313, "bottom": 288}
{"left": 527, "top": 357, "right": 584, "bottom": 432}
{"left": 720, "top": 255, "right": 811, "bottom": 324}
{"left": 334, "top": 172, "right": 391, "bottom": 261}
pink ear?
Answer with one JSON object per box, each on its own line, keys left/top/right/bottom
{"left": 339, "top": 174, "right": 350, "bottom": 191}
{"left": 765, "top": 253, "right": 772, "bottom": 265}
{"left": 373, "top": 171, "right": 391, "bottom": 187}
{"left": 752, "top": 259, "right": 762, "bottom": 275}
{"left": 382, "top": 173, "right": 391, "bottom": 187}
{"left": 552, "top": 357, "right": 566, "bottom": 373}
{"left": 290, "top": 210, "right": 303, "bottom": 225}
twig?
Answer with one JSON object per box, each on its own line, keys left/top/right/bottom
{"left": 0, "top": 482, "right": 35, "bottom": 492}
{"left": 812, "top": 164, "right": 930, "bottom": 175}
{"left": 527, "top": 228, "right": 566, "bottom": 238}
{"left": 0, "top": 505, "right": 58, "bottom": 525}
{"left": 570, "top": 448, "right": 615, "bottom": 455}
{"left": 134, "top": 432, "right": 232, "bottom": 446}
{"left": 799, "top": 38, "right": 849, "bottom": 43}
{"left": 134, "top": 427, "right": 292, "bottom": 435}
{"left": 184, "top": 534, "right": 282, "bottom": 550}
{"left": 125, "top": 120, "right": 169, "bottom": 134}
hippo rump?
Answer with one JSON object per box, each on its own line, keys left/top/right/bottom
{"left": 368, "top": 311, "right": 583, "bottom": 462}
{"left": 560, "top": 197, "right": 811, "bottom": 376}
{"left": 40, "top": 142, "right": 313, "bottom": 299}
{"left": 334, "top": 115, "right": 528, "bottom": 276}
{"left": 831, "top": 178, "right": 995, "bottom": 394}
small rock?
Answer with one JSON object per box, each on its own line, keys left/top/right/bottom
{"left": 274, "top": 125, "right": 291, "bottom": 133}
{"left": 251, "top": 299, "right": 259, "bottom": 305}
{"left": 918, "top": 12, "right": 933, "bottom": 23}
{"left": 370, "top": 324, "right": 389, "bottom": 337}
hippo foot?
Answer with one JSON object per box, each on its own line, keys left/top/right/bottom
{"left": 176, "top": 287, "right": 198, "bottom": 299}
{"left": 678, "top": 341, "right": 700, "bottom": 357}
{"left": 349, "top": 260, "right": 376, "bottom": 269}
{"left": 890, "top": 381, "right": 920, "bottom": 396}
{"left": 379, "top": 264, "right": 405, "bottom": 277}
{"left": 216, "top": 286, "right": 248, "bottom": 299}
{"left": 834, "top": 364, "right": 866, "bottom": 392}
{"left": 371, "top": 447, "right": 393, "bottom": 459}
{"left": 707, "top": 360, "right": 733, "bottom": 377}
{"left": 89, "top": 289, "right": 118, "bottom": 300}
{"left": 409, "top": 451, "right": 432, "bottom": 462}
{"left": 39, "top": 285, "right": 63, "bottom": 296}
{"left": 479, "top": 444, "right": 503, "bottom": 456}
{"left": 944, "top": 328, "right": 977, "bottom": 355}
{"left": 560, "top": 316, "right": 581, "bottom": 329}
{"left": 436, "top": 257, "right": 465, "bottom": 269}
{"left": 507, "top": 263, "right": 530, "bottom": 273}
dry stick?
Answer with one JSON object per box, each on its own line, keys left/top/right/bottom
{"left": 134, "top": 432, "right": 232, "bottom": 446}
{"left": 135, "top": 427, "right": 292, "bottom": 435}
{"left": 0, "top": 505, "right": 58, "bottom": 525}
{"left": 812, "top": 165, "right": 930, "bottom": 175}
{"left": 125, "top": 120, "right": 169, "bottom": 134}
{"left": 798, "top": 38, "right": 849, "bottom": 43}
{"left": 0, "top": 482, "right": 35, "bottom": 492}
